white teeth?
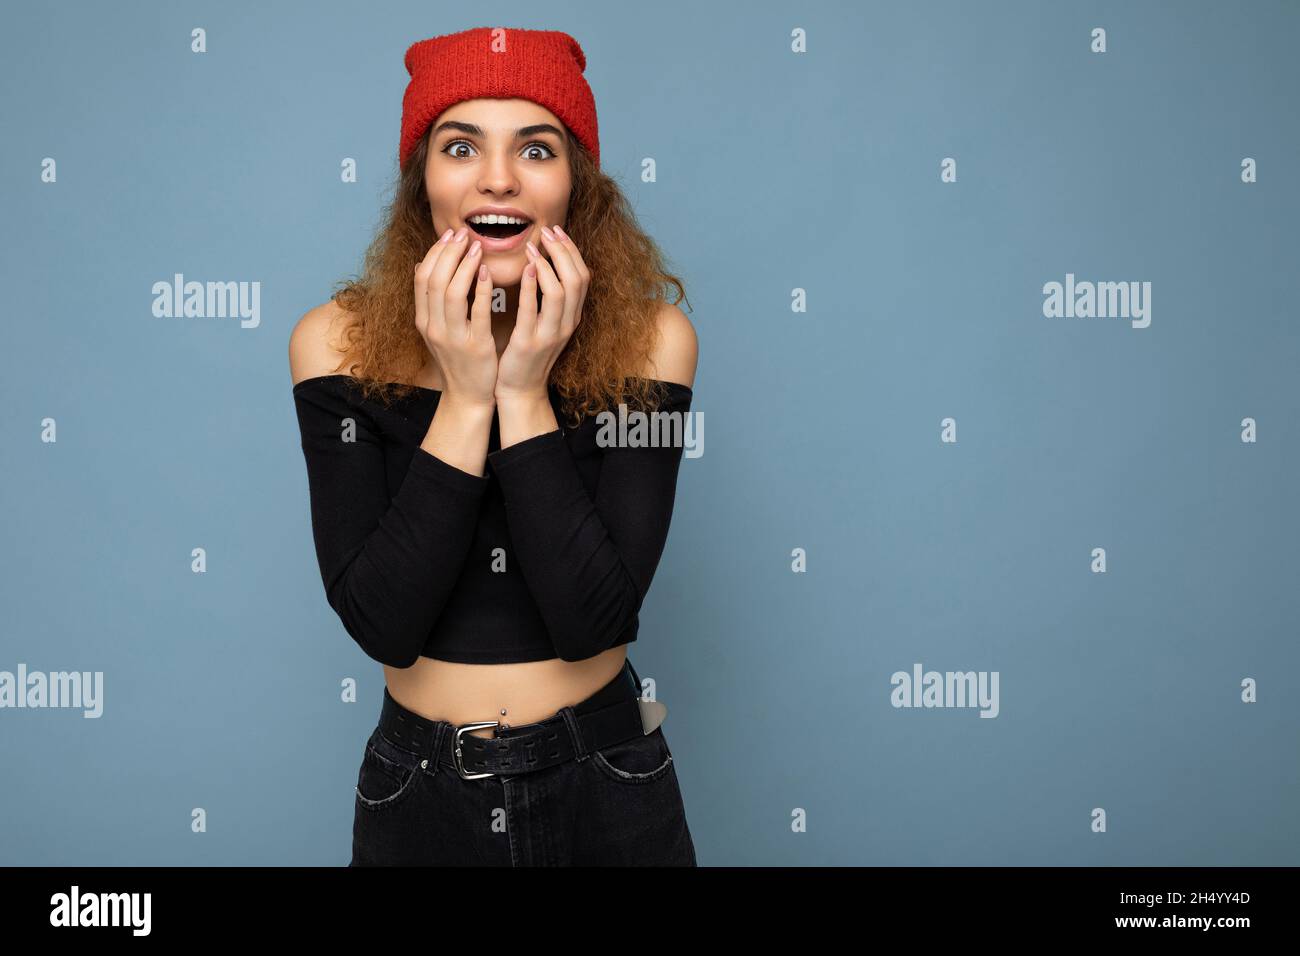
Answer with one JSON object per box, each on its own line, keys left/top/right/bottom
{"left": 468, "top": 214, "right": 530, "bottom": 226}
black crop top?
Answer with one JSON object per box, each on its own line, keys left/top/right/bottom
{"left": 291, "top": 374, "right": 693, "bottom": 666}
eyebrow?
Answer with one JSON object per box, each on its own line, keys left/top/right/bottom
{"left": 432, "top": 121, "right": 565, "bottom": 141}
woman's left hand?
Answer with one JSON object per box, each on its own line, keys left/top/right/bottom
{"left": 495, "top": 224, "right": 590, "bottom": 401}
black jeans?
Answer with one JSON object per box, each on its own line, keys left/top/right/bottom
{"left": 349, "top": 659, "right": 698, "bottom": 866}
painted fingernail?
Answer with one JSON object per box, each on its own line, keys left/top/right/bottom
{"left": 469, "top": 239, "right": 481, "bottom": 256}
{"left": 478, "top": 264, "right": 488, "bottom": 281}
{"left": 553, "top": 224, "right": 567, "bottom": 239}
{"left": 541, "top": 225, "right": 555, "bottom": 240}
{"left": 526, "top": 241, "right": 538, "bottom": 257}
{"left": 440, "top": 228, "right": 453, "bottom": 242}
{"left": 455, "top": 226, "right": 468, "bottom": 241}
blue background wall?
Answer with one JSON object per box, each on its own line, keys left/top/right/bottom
{"left": 2, "top": 0, "right": 1297, "bottom": 865}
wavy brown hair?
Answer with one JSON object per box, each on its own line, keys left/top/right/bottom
{"left": 329, "top": 123, "right": 690, "bottom": 428}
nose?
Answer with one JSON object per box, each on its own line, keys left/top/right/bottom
{"left": 477, "top": 149, "right": 520, "bottom": 197}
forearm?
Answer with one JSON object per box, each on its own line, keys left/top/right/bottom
{"left": 294, "top": 378, "right": 493, "bottom": 668}
{"left": 496, "top": 390, "right": 560, "bottom": 449}
{"left": 489, "top": 394, "right": 638, "bottom": 661}
{"left": 421, "top": 393, "right": 496, "bottom": 476}
{"left": 490, "top": 431, "right": 636, "bottom": 659}
{"left": 487, "top": 384, "right": 693, "bottom": 661}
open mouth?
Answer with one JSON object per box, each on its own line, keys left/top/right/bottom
{"left": 468, "top": 219, "right": 531, "bottom": 240}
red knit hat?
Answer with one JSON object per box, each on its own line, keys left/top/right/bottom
{"left": 400, "top": 27, "right": 600, "bottom": 170}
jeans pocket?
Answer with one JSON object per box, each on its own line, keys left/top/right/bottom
{"left": 590, "top": 726, "right": 674, "bottom": 784}
{"left": 355, "top": 727, "right": 422, "bottom": 811}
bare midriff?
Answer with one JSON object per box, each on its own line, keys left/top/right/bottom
{"left": 382, "top": 645, "right": 629, "bottom": 739}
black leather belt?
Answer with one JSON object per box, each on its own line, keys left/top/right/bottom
{"left": 376, "top": 659, "right": 647, "bottom": 780}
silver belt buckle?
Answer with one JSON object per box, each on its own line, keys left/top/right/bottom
{"left": 452, "top": 721, "right": 500, "bottom": 779}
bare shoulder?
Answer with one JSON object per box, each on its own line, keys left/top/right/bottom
{"left": 639, "top": 301, "right": 698, "bottom": 389}
{"left": 288, "top": 299, "right": 356, "bottom": 386}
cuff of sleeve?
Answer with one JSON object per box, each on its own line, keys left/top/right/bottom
{"left": 487, "top": 428, "right": 566, "bottom": 473}
{"left": 406, "top": 446, "right": 491, "bottom": 496}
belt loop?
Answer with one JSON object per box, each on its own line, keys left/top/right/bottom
{"left": 559, "top": 705, "right": 590, "bottom": 762}
{"left": 426, "top": 721, "right": 447, "bottom": 776}
{"left": 626, "top": 658, "right": 644, "bottom": 700}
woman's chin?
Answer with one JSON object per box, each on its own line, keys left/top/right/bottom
{"left": 482, "top": 257, "right": 526, "bottom": 284}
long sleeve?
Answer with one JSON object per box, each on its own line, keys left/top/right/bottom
{"left": 292, "top": 378, "right": 489, "bottom": 668}
{"left": 486, "top": 384, "right": 693, "bottom": 662}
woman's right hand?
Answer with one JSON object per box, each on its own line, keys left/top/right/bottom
{"left": 413, "top": 227, "right": 498, "bottom": 408}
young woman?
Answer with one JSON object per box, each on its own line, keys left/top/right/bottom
{"left": 288, "top": 27, "right": 699, "bottom": 865}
